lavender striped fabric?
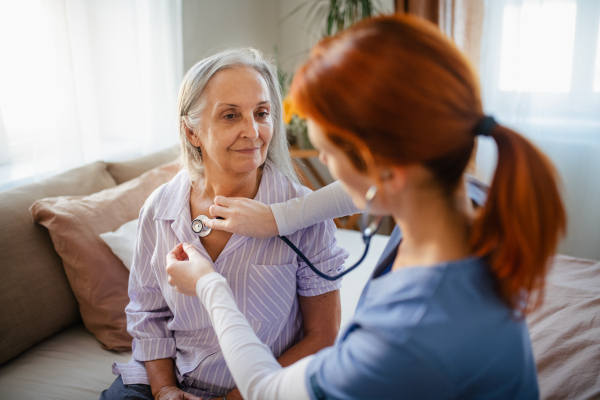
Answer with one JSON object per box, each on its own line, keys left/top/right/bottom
{"left": 112, "top": 160, "right": 347, "bottom": 398}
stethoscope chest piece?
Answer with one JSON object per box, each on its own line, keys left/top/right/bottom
{"left": 191, "top": 215, "right": 212, "bottom": 237}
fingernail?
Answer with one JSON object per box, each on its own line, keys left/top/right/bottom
{"left": 183, "top": 242, "right": 190, "bottom": 246}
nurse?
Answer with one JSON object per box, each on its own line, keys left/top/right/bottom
{"left": 166, "top": 14, "right": 565, "bottom": 400}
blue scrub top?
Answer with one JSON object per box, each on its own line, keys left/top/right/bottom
{"left": 304, "top": 179, "right": 539, "bottom": 400}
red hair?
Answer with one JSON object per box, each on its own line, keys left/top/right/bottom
{"left": 290, "top": 14, "right": 566, "bottom": 314}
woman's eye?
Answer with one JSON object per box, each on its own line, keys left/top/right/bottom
{"left": 224, "top": 113, "right": 236, "bottom": 120}
{"left": 257, "top": 111, "right": 269, "bottom": 118}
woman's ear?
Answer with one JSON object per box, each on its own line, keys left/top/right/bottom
{"left": 185, "top": 125, "right": 202, "bottom": 148}
{"left": 380, "top": 166, "right": 407, "bottom": 193}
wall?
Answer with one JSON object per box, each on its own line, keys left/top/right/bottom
{"left": 182, "top": 0, "right": 280, "bottom": 72}
{"left": 277, "top": 0, "right": 395, "bottom": 75}
{"left": 182, "top": 0, "right": 394, "bottom": 74}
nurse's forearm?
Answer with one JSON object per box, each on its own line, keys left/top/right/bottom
{"left": 271, "top": 180, "right": 360, "bottom": 236}
{"left": 197, "top": 273, "right": 311, "bottom": 400}
{"left": 224, "top": 317, "right": 316, "bottom": 399}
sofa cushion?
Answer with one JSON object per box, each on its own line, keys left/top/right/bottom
{"left": 0, "top": 162, "right": 117, "bottom": 364}
{"left": 30, "top": 161, "right": 180, "bottom": 351}
{"left": 0, "top": 324, "right": 131, "bottom": 400}
{"left": 107, "top": 145, "right": 180, "bottom": 184}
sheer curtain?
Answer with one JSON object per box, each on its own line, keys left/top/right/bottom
{"left": 0, "top": 0, "right": 183, "bottom": 190}
{"left": 478, "top": 0, "right": 600, "bottom": 260}
{"left": 396, "top": 0, "right": 485, "bottom": 67}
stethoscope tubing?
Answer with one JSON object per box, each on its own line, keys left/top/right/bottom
{"left": 278, "top": 233, "right": 373, "bottom": 281}
{"left": 192, "top": 185, "right": 382, "bottom": 281}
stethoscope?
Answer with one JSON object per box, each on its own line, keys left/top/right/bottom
{"left": 191, "top": 215, "right": 217, "bottom": 237}
{"left": 191, "top": 185, "right": 383, "bottom": 281}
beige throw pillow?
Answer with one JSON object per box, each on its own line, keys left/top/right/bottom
{"left": 30, "top": 161, "right": 180, "bottom": 351}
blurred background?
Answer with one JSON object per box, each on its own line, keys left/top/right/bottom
{"left": 0, "top": 0, "right": 598, "bottom": 260}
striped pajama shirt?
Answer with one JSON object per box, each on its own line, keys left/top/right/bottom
{"left": 112, "top": 160, "right": 347, "bottom": 398}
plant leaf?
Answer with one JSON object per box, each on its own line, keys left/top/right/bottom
{"left": 278, "top": 1, "right": 310, "bottom": 26}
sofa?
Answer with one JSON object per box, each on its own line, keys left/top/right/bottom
{"left": 0, "top": 148, "right": 598, "bottom": 400}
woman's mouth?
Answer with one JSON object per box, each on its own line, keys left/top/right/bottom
{"left": 233, "top": 147, "right": 261, "bottom": 154}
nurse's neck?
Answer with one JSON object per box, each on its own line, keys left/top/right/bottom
{"left": 390, "top": 173, "right": 474, "bottom": 271}
{"left": 201, "top": 162, "right": 263, "bottom": 201}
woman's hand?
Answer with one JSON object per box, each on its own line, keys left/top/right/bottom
{"left": 204, "top": 196, "right": 279, "bottom": 238}
{"left": 155, "top": 385, "right": 204, "bottom": 400}
{"left": 166, "top": 243, "right": 216, "bottom": 297}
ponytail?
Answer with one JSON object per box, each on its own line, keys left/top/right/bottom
{"left": 471, "top": 125, "right": 566, "bottom": 315}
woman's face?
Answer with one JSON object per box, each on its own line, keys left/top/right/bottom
{"left": 192, "top": 66, "right": 273, "bottom": 175}
{"left": 307, "top": 119, "right": 383, "bottom": 213}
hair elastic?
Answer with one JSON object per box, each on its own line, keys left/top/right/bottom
{"left": 474, "top": 116, "right": 497, "bottom": 137}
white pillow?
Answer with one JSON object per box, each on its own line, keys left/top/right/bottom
{"left": 99, "top": 219, "right": 139, "bottom": 270}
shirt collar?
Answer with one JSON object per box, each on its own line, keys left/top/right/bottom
{"left": 154, "top": 168, "right": 190, "bottom": 221}
{"left": 153, "top": 160, "right": 277, "bottom": 221}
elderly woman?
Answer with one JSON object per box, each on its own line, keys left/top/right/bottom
{"left": 101, "top": 48, "right": 346, "bottom": 400}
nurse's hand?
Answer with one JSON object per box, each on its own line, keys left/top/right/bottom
{"left": 205, "top": 196, "right": 279, "bottom": 238}
{"left": 166, "top": 243, "right": 215, "bottom": 297}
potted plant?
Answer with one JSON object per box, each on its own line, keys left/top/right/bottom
{"left": 280, "top": 0, "right": 383, "bottom": 148}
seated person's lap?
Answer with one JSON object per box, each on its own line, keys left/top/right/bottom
{"left": 100, "top": 375, "right": 153, "bottom": 400}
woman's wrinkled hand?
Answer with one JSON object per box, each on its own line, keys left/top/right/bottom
{"left": 204, "top": 195, "right": 279, "bottom": 238}
{"left": 166, "top": 243, "right": 216, "bottom": 297}
{"left": 155, "top": 385, "right": 204, "bottom": 400}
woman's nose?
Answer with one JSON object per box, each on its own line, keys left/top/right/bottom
{"left": 241, "top": 116, "right": 260, "bottom": 140}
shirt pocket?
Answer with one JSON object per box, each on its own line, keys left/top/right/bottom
{"left": 246, "top": 263, "right": 297, "bottom": 323}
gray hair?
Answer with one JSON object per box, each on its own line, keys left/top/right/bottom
{"left": 178, "top": 48, "right": 298, "bottom": 184}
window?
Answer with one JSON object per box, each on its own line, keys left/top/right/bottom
{"left": 0, "top": 1, "right": 182, "bottom": 190}
{"left": 594, "top": 18, "right": 600, "bottom": 92}
{"left": 478, "top": 0, "right": 600, "bottom": 260}
{"left": 498, "top": 1, "right": 577, "bottom": 93}
{"left": 481, "top": 0, "right": 600, "bottom": 122}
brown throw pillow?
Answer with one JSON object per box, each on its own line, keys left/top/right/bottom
{"left": 30, "top": 161, "right": 180, "bottom": 351}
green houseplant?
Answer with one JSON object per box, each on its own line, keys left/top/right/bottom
{"left": 281, "top": 0, "right": 383, "bottom": 148}
{"left": 303, "top": 0, "right": 380, "bottom": 38}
